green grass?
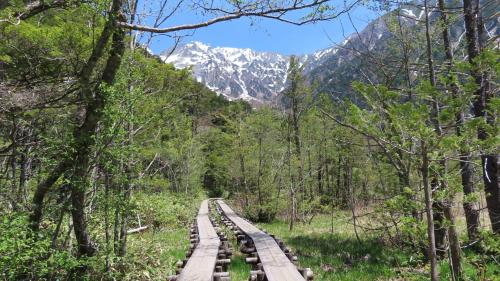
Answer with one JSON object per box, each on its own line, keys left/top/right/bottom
{"left": 228, "top": 253, "right": 253, "bottom": 281}
{"left": 124, "top": 227, "right": 190, "bottom": 280}
{"left": 120, "top": 199, "right": 499, "bottom": 281}
{"left": 257, "top": 212, "right": 500, "bottom": 281}
{"left": 210, "top": 202, "right": 253, "bottom": 281}
{"left": 114, "top": 191, "right": 206, "bottom": 280}
{"left": 258, "top": 214, "right": 410, "bottom": 281}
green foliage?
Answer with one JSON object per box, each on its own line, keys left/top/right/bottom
{"left": 0, "top": 214, "right": 80, "bottom": 280}
{"left": 1, "top": 0, "right": 498, "bottom": 279}
{"left": 130, "top": 191, "right": 202, "bottom": 229}
{"left": 0, "top": 3, "right": 102, "bottom": 81}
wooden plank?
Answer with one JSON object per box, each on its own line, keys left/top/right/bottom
{"left": 217, "top": 200, "right": 305, "bottom": 281}
{"left": 178, "top": 199, "right": 220, "bottom": 281}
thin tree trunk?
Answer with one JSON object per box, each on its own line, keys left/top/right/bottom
{"left": 432, "top": 179, "right": 447, "bottom": 258}
{"left": 52, "top": 193, "right": 69, "bottom": 248}
{"left": 421, "top": 142, "right": 439, "bottom": 281}
{"left": 317, "top": 145, "right": 323, "bottom": 195}
{"left": 436, "top": 0, "right": 480, "bottom": 242}
{"left": 444, "top": 205, "right": 461, "bottom": 281}
{"left": 104, "top": 170, "right": 111, "bottom": 272}
{"left": 10, "top": 113, "right": 18, "bottom": 210}
{"left": 237, "top": 119, "right": 249, "bottom": 207}
{"left": 423, "top": 0, "right": 449, "bottom": 260}
{"left": 307, "top": 146, "right": 313, "bottom": 198}
{"left": 290, "top": 98, "right": 305, "bottom": 207}
{"left": 113, "top": 184, "right": 121, "bottom": 255}
{"left": 257, "top": 136, "right": 264, "bottom": 207}
{"left": 437, "top": 0, "right": 467, "bottom": 276}
{"left": 118, "top": 187, "right": 131, "bottom": 257}
{"left": 19, "top": 142, "right": 30, "bottom": 206}
{"left": 336, "top": 154, "right": 342, "bottom": 206}
{"left": 348, "top": 163, "right": 360, "bottom": 243}
{"left": 287, "top": 117, "right": 296, "bottom": 231}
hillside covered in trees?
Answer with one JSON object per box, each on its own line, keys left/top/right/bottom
{"left": 0, "top": 0, "right": 498, "bottom": 280}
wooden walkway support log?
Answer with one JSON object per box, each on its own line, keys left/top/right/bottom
{"left": 216, "top": 200, "right": 312, "bottom": 281}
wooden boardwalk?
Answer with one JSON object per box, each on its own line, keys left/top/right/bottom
{"left": 217, "top": 200, "right": 306, "bottom": 281}
{"left": 178, "top": 199, "right": 221, "bottom": 281}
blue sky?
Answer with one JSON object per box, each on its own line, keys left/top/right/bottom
{"left": 141, "top": 1, "right": 381, "bottom": 55}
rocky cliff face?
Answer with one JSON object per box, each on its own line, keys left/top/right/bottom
{"left": 161, "top": 42, "right": 289, "bottom": 104}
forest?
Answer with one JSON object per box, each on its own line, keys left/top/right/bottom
{"left": 0, "top": 0, "right": 498, "bottom": 280}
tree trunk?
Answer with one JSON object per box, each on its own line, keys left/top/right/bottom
{"left": 257, "top": 136, "right": 264, "bottom": 206}
{"left": 336, "top": 153, "right": 342, "bottom": 206}
{"left": 444, "top": 205, "right": 461, "bottom": 280}
{"left": 287, "top": 118, "right": 296, "bottom": 230}
{"left": 104, "top": 170, "right": 111, "bottom": 272}
{"left": 71, "top": 2, "right": 126, "bottom": 257}
{"left": 436, "top": 0, "right": 481, "bottom": 242}
{"left": 307, "top": 146, "right": 313, "bottom": 199}
{"left": 432, "top": 179, "right": 447, "bottom": 258}
{"left": 10, "top": 113, "right": 18, "bottom": 210}
{"left": 237, "top": 120, "right": 249, "bottom": 207}
{"left": 463, "top": 0, "right": 500, "bottom": 233}
{"left": 290, "top": 98, "right": 305, "bottom": 206}
{"left": 118, "top": 184, "right": 131, "bottom": 257}
{"left": 423, "top": 0, "right": 451, "bottom": 263}
{"left": 317, "top": 145, "right": 323, "bottom": 195}
{"left": 30, "top": 160, "right": 71, "bottom": 230}
{"left": 113, "top": 184, "right": 121, "bottom": 255}
{"left": 19, "top": 142, "right": 30, "bottom": 206}
{"left": 461, "top": 154, "right": 481, "bottom": 239}
{"left": 421, "top": 142, "right": 439, "bottom": 281}
{"left": 28, "top": 0, "right": 123, "bottom": 231}
{"left": 482, "top": 155, "right": 500, "bottom": 233}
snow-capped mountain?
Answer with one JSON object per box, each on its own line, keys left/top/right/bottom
{"left": 161, "top": 41, "right": 341, "bottom": 104}
{"left": 160, "top": 8, "right": 408, "bottom": 104}
{"left": 160, "top": 1, "right": 498, "bottom": 105}
{"left": 161, "top": 42, "right": 290, "bottom": 104}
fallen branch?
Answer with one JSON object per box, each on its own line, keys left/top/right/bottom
{"left": 127, "top": 225, "right": 149, "bottom": 234}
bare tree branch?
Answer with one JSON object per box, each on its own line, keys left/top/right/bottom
{"left": 13, "top": 0, "right": 73, "bottom": 21}
{"left": 118, "top": 0, "right": 348, "bottom": 33}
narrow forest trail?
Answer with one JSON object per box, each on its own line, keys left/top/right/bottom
{"left": 216, "top": 200, "right": 313, "bottom": 281}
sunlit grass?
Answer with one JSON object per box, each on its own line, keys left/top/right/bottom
{"left": 124, "top": 227, "right": 190, "bottom": 280}
{"left": 123, "top": 204, "right": 499, "bottom": 281}
{"left": 258, "top": 215, "right": 406, "bottom": 281}
{"left": 257, "top": 213, "right": 499, "bottom": 281}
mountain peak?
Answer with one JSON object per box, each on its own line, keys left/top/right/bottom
{"left": 161, "top": 42, "right": 294, "bottom": 104}
{"left": 187, "top": 41, "right": 211, "bottom": 51}
{"left": 160, "top": 39, "right": 345, "bottom": 104}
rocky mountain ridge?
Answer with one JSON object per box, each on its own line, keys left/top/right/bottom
{"left": 161, "top": 2, "right": 498, "bottom": 105}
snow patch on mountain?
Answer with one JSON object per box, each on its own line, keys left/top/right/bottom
{"left": 161, "top": 40, "right": 341, "bottom": 104}
{"left": 161, "top": 42, "right": 293, "bottom": 104}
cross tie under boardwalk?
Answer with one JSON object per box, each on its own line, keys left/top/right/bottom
{"left": 178, "top": 199, "right": 221, "bottom": 281}
{"left": 217, "top": 200, "right": 306, "bottom": 281}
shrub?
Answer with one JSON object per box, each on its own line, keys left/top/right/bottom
{"left": 0, "top": 213, "right": 80, "bottom": 280}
